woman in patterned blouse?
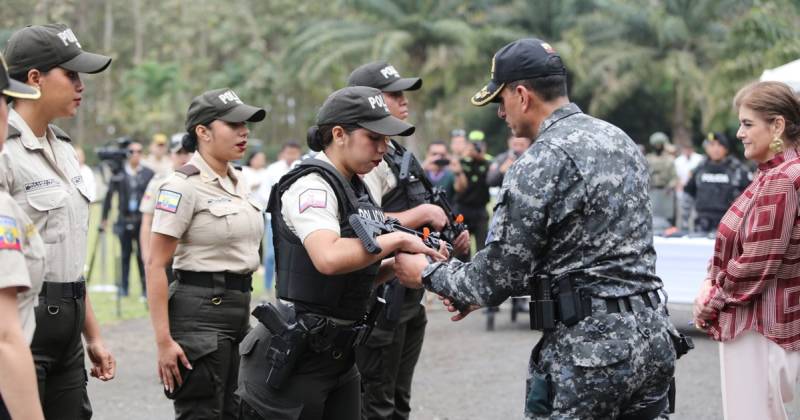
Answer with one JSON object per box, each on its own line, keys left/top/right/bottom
{"left": 694, "top": 81, "right": 800, "bottom": 420}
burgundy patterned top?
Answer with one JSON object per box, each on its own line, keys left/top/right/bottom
{"left": 700, "top": 147, "right": 800, "bottom": 350}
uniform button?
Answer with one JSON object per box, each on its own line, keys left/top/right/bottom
{"left": 597, "top": 324, "right": 607, "bottom": 333}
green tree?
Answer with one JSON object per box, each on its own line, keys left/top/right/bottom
{"left": 560, "top": 0, "right": 754, "bottom": 146}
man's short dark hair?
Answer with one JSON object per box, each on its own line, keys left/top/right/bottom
{"left": 508, "top": 74, "right": 567, "bottom": 102}
{"left": 428, "top": 140, "right": 447, "bottom": 149}
{"left": 281, "top": 141, "right": 301, "bottom": 151}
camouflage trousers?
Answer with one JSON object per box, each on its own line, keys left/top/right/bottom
{"left": 526, "top": 297, "right": 677, "bottom": 419}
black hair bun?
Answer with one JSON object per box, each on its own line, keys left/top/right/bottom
{"left": 181, "top": 132, "right": 197, "bottom": 153}
{"left": 307, "top": 125, "right": 323, "bottom": 152}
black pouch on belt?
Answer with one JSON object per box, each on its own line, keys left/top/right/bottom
{"left": 525, "top": 338, "right": 553, "bottom": 415}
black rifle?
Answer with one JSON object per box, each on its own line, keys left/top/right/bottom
{"left": 349, "top": 213, "right": 473, "bottom": 313}
{"left": 251, "top": 303, "right": 309, "bottom": 390}
{"left": 397, "top": 150, "right": 468, "bottom": 244}
{"left": 429, "top": 187, "right": 468, "bottom": 244}
{"left": 348, "top": 214, "right": 453, "bottom": 255}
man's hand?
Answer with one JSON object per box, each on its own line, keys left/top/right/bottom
{"left": 421, "top": 204, "right": 448, "bottom": 232}
{"left": 394, "top": 252, "right": 430, "bottom": 289}
{"left": 86, "top": 340, "right": 116, "bottom": 381}
{"left": 452, "top": 230, "right": 470, "bottom": 256}
{"left": 438, "top": 295, "right": 481, "bottom": 321}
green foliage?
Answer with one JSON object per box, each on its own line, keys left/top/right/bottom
{"left": 1, "top": 0, "right": 798, "bottom": 153}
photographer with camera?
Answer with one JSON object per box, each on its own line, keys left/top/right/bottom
{"left": 487, "top": 136, "right": 532, "bottom": 187}
{"left": 423, "top": 140, "right": 456, "bottom": 202}
{"left": 451, "top": 129, "right": 491, "bottom": 259}
{"left": 100, "top": 140, "right": 154, "bottom": 298}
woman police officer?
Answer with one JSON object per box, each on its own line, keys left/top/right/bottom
{"left": 2, "top": 23, "right": 115, "bottom": 419}
{"left": 0, "top": 52, "right": 45, "bottom": 420}
{"left": 236, "top": 86, "right": 446, "bottom": 420}
{"left": 145, "top": 88, "right": 266, "bottom": 419}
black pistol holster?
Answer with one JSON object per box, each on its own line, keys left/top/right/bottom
{"left": 252, "top": 302, "right": 309, "bottom": 390}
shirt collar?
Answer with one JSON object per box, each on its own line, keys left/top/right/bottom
{"left": 536, "top": 102, "right": 583, "bottom": 139}
{"left": 8, "top": 108, "right": 54, "bottom": 151}
{"left": 758, "top": 146, "right": 800, "bottom": 171}
{"left": 189, "top": 151, "right": 240, "bottom": 184}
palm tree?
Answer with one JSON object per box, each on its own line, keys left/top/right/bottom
{"left": 284, "top": 0, "right": 519, "bottom": 147}
{"left": 559, "top": 0, "right": 753, "bottom": 146}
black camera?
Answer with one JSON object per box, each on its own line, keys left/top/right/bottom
{"left": 433, "top": 157, "right": 451, "bottom": 167}
{"left": 96, "top": 136, "right": 133, "bottom": 174}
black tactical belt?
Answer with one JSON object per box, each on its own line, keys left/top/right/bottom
{"left": 174, "top": 270, "right": 252, "bottom": 292}
{"left": 601, "top": 290, "right": 661, "bottom": 314}
{"left": 38, "top": 280, "right": 86, "bottom": 299}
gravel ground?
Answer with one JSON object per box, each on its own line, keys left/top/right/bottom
{"left": 86, "top": 301, "right": 800, "bottom": 420}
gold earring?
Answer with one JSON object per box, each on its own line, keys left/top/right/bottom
{"left": 769, "top": 136, "right": 784, "bottom": 154}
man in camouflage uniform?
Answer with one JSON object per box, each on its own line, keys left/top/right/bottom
{"left": 646, "top": 132, "right": 678, "bottom": 229}
{"left": 394, "top": 38, "right": 687, "bottom": 419}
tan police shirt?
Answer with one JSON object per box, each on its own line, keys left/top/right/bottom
{"left": 0, "top": 191, "right": 45, "bottom": 343}
{"left": 361, "top": 141, "right": 398, "bottom": 207}
{"left": 280, "top": 152, "right": 341, "bottom": 243}
{"left": 1, "top": 109, "right": 92, "bottom": 284}
{"left": 139, "top": 172, "right": 171, "bottom": 215}
{"left": 152, "top": 152, "right": 263, "bottom": 273}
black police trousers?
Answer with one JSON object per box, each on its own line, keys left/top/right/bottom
{"left": 31, "top": 291, "right": 92, "bottom": 420}
{"left": 356, "top": 302, "right": 427, "bottom": 420}
{"left": 237, "top": 323, "right": 361, "bottom": 420}
{"left": 165, "top": 280, "right": 251, "bottom": 419}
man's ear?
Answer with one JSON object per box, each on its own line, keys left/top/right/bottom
{"left": 516, "top": 83, "right": 536, "bottom": 113}
{"left": 26, "top": 68, "right": 42, "bottom": 87}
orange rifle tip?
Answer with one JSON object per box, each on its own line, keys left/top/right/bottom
{"left": 422, "top": 227, "right": 430, "bottom": 239}
{"left": 455, "top": 214, "right": 464, "bottom": 224}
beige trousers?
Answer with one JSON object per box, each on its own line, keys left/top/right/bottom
{"left": 720, "top": 331, "right": 800, "bottom": 420}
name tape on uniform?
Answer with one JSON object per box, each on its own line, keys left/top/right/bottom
{"left": 298, "top": 189, "right": 327, "bottom": 214}
{"left": 0, "top": 215, "right": 22, "bottom": 251}
{"left": 155, "top": 190, "right": 182, "bottom": 213}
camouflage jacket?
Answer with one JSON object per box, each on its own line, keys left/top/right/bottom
{"left": 422, "top": 103, "right": 663, "bottom": 304}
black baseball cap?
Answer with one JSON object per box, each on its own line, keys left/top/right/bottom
{"left": 1, "top": 53, "right": 39, "bottom": 99}
{"left": 4, "top": 23, "right": 111, "bottom": 76}
{"left": 316, "top": 86, "right": 415, "bottom": 137}
{"left": 347, "top": 61, "right": 422, "bottom": 92}
{"left": 185, "top": 88, "right": 266, "bottom": 131}
{"left": 471, "top": 38, "right": 566, "bottom": 106}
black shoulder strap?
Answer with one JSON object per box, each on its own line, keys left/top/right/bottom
{"left": 385, "top": 138, "right": 435, "bottom": 191}
{"left": 49, "top": 124, "right": 72, "bottom": 142}
{"left": 176, "top": 164, "right": 201, "bottom": 177}
{"left": 6, "top": 125, "right": 21, "bottom": 140}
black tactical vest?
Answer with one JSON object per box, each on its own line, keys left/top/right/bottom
{"left": 381, "top": 139, "right": 432, "bottom": 212}
{"left": 268, "top": 158, "right": 383, "bottom": 320}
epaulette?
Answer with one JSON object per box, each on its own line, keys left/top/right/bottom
{"left": 49, "top": 124, "right": 72, "bottom": 142}
{"left": 6, "top": 125, "right": 21, "bottom": 140}
{"left": 175, "top": 164, "right": 201, "bottom": 178}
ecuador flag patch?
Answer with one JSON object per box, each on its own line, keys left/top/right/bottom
{"left": 0, "top": 216, "right": 22, "bottom": 251}
{"left": 156, "top": 190, "right": 182, "bottom": 213}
